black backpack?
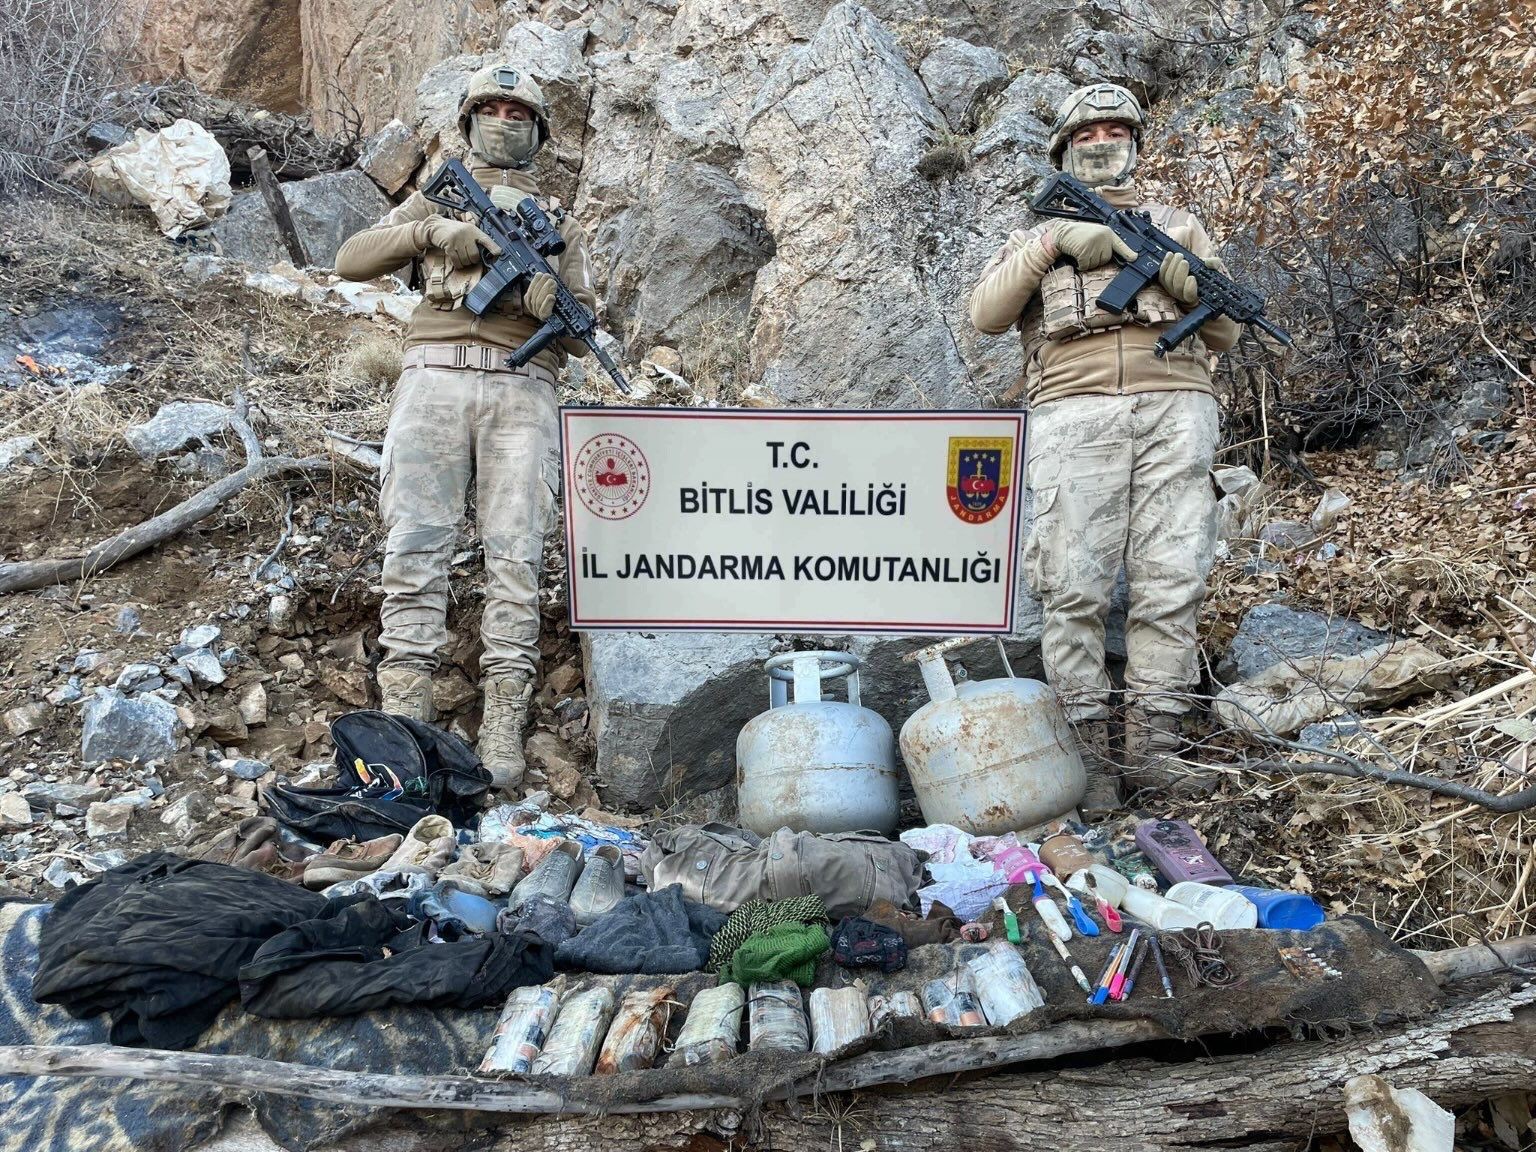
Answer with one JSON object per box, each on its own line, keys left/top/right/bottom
{"left": 262, "top": 711, "right": 491, "bottom": 844}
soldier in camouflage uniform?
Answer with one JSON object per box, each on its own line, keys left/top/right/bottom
{"left": 968, "top": 83, "right": 1239, "bottom": 812}
{"left": 336, "top": 65, "right": 598, "bottom": 794}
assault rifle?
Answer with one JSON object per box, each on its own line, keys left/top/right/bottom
{"left": 422, "top": 158, "right": 630, "bottom": 394}
{"left": 1029, "top": 171, "right": 1291, "bottom": 357}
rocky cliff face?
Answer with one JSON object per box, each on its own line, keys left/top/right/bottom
{"left": 128, "top": 0, "right": 1220, "bottom": 808}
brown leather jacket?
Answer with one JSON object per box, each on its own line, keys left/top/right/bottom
{"left": 335, "top": 156, "right": 597, "bottom": 375}
{"left": 969, "top": 182, "right": 1239, "bottom": 407}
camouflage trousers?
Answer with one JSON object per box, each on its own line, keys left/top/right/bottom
{"left": 1022, "top": 390, "right": 1219, "bottom": 721}
{"left": 377, "top": 363, "right": 560, "bottom": 681}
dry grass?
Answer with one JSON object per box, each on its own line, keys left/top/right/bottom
{"left": 0, "top": 197, "right": 399, "bottom": 465}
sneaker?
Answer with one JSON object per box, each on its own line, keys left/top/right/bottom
{"left": 507, "top": 839, "right": 582, "bottom": 911}
{"left": 188, "top": 816, "right": 280, "bottom": 865}
{"left": 439, "top": 842, "right": 524, "bottom": 898}
{"left": 409, "top": 879, "right": 501, "bottom": 936}
{"left": 238, "top": 841, "right": 310, "bottom": 884}
{"left": 303, "top": 833, "right": 405, "bottom": 890}
{"left": 378, "top": 815, "right": 458, "bottom": 878}
{"left": 569, "top": 845, "right": 625, "bottom": 927}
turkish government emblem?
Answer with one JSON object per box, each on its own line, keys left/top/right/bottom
{"left": 946, "top": 437, "right": 1013, "bottom": 524}
{"left": 574, "top": 433, "right": 651, "bottom": 519}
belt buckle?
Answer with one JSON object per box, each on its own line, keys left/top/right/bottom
{"left": 452, "top": 345, "right": 468, "bottom": 369}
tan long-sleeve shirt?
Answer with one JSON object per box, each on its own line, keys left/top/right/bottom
{"left": 336, "top": 157, "right": 597, "bottom": 373}
{"left": 969, "top": 182, "right": 1239, "bottom": 406}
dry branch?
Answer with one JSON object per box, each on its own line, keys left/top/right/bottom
{"left": 0, "top": 453, "right": 330, "bottom": 594}
{"left": 1, "top": 985, "right": 1532, "bottom": 1152}
{"left": 1, "top": 948, "right": 1530, "bottom": 1122}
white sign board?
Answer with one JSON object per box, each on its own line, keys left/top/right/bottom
{"left": 562, "top": 408, "right": 1025, "bottom": 633}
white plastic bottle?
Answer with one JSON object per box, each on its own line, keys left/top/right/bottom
{"left": 1165, "top": 882, "right": 1259, "bottom": 930}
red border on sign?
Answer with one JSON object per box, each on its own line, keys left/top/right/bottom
{"left": 560, "top": 408, "right": 1027, "bottom": 634}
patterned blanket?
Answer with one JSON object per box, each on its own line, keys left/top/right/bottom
{"left": 0, "top": 901, "right": 496, "bottom": 1152}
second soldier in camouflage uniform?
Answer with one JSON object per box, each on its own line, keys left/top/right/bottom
{"left": 336, "top": 65, "right": 597, "bottom": 794}
{"left": 969, "top": 84, "right": 1239, "bottom": 811}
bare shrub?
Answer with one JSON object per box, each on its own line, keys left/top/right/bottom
{"left": 0, "top": 0, "right": 139, "bottom": 188}
{"left": 1146, "top": 0, "right": 1536, "bottom": 470}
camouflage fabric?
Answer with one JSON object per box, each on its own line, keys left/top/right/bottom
{"left": 1022, "top": 390, "right": 1220, "bottom": 721}
{"left": 377, "top": 363, "right": 560, "bottom": 681}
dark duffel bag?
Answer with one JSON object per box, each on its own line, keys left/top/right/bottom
{"left": 262, "top": 710, "right": 491, "bottom": 844}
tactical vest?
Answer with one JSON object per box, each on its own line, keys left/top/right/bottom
{"left": 1018, "top": 204, "right": 1196, "bottom": 364}
{"left": 419, "top": 171, "right": 566, "bottom": 317}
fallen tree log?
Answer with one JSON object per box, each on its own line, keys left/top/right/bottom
{"left": 493, "top": 983, "right": 1536, "bottom": 1152}
{"left": 0, "top": 453, "right": 330, "bottom": 595}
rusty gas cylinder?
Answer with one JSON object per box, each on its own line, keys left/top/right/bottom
{"left": 735, "top": 651, "right": 900, "bottom": 836}
{"left": 898, "top": 637, "right": 1085, "bottom": 836}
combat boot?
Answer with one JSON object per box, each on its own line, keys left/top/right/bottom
{"left": 479, "top": 675, "right": 533, "bottom": 795}
{"left": 1123, "top": 708, "right": 1214, "bottom": 798}
{"left": 1071, "top": 719, "right": 1121, "bottom": 818}
{"left": 378, "top": 667, "right": 436, "bottom": 722}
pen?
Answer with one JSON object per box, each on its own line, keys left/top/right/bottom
{"left": 1149, "top": 934, "right": 1174, "bottom": 999}
{"left": 1108, "top": 929, "right": 1140, "bottom": 1001}
{"left": 1118, "top": 938, "right": 1149, "bottom": 1001}
{"left": 1048, "top": 929, "right": 1093, "bottom": 993}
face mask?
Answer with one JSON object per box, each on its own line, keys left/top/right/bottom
{"left": 1067, "top": 138, "right": 1137, "bottom": 186}
{"left": 470, "top": 115, "right": 540, "bottom": 168}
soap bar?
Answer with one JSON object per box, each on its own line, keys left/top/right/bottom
{"left": 1135, "top": 818, "right": 1233, "bottom": 886}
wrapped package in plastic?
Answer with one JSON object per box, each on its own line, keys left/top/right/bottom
{"left": 479, "top": 982, "right": 561, "bottom": 1074}
{"left": 532, "top": 985, "right": 616, "bottom": 1077}
{"left": 808, "top": 985, "right": 870, "bottom": 1055}
{"left": 668, "top": 982, "right": 745, "bottom": 1067}
{"left": 967, "top": 943, "right": 1045, "bottom": 1026}
{"left": 868, "top": 989, "right": 922, "bottom": 1030}
{"left": 595, "top": 985, "right": 673, "bottom": 1074}
{"left": 748, "top": 981, "right": 810, "bottom": 1053}
{"left": 921, "top": 968, "right": 985, "bottom": 1027}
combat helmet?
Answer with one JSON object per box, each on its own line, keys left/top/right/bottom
{"left": 457, "top": 64, "right": 551, "bottom": 148}
{"left": 1047, "top": 83, "right": 1144, "bottom": 168}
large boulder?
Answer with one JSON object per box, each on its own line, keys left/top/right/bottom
{"left": 81, "top": 690, "right": 182, "bottom": 765}
{"left": 584, "top": 553, "right": 1136, "bottom": 811}
{"left": 133, "top": 0, "right": 305, "bottom": 114}
{"left": 919, "top": 38, "right": 1010, "bottom": 130}
{"left": 1217, "top": 604, "right": 1393, "bottom": 685}
{"left": 299, "top": 0, "right": 499, "bottom": 133}
{"left": 742, "top": 4, "right": 971, "bottom": 409}
{"left": 211, "top": 170, "right": 391, "bottom": 269}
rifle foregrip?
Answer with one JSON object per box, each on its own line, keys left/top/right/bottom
{"left": 506, "top": 318, "right": 563, "bottom": 369}
{"left": 1154, "top": 303, "right": 1216, "bottom": 357}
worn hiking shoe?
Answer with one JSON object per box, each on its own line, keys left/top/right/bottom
{"left": 1123, "top": 709, "right": 1215, "bottom": 798}
{"left": 302, "top": 833, "right": 405, "bottom": 890}
{"left": 508, "top": 839, "right": 582, "bottom": 912}
{"left": 378, "top": 815, "right": 458, "bottom": 878}
{"left": 1071, "top": 720, "right": 1121, "bottom": 818}
{"left": 569, "top": 844, "right": 625, "bottom": 927}
{"left": 479, "top": 675, "right": 533, "bottom": 795}
{"left": 440, "top": 841, "right": 524, "bottom": 898}
{"left": 378, "top": 667, "right": 436, "bottom": 722}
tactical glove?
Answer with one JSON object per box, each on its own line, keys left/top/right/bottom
{"left": 522, "top": 272, "right": 557, "bottom": 321}
{"left": 421, "top": 217, "right": 502, "bottom": 269}
{"left": 1049, "top": 221, "right": 1135, "bottom": 271}
{"left": 1159, "top": 253, "right": 1198, "bottom": 306}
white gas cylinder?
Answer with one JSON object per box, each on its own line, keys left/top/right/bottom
{"left": 735, "top": 652, "right": 900, "bottom": 836}
{"left": 898, "top": 637, "right": 1085, "bottom": 836}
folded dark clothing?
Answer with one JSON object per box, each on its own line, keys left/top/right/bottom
{"left": 555, "top": 884, "right": 726, "bottom": 975}
{"left": 33, "top": 852, "right": 326, "bottom": 1049}
{"left": 239, "top": 895, "right": 553, "bottom": 1018}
